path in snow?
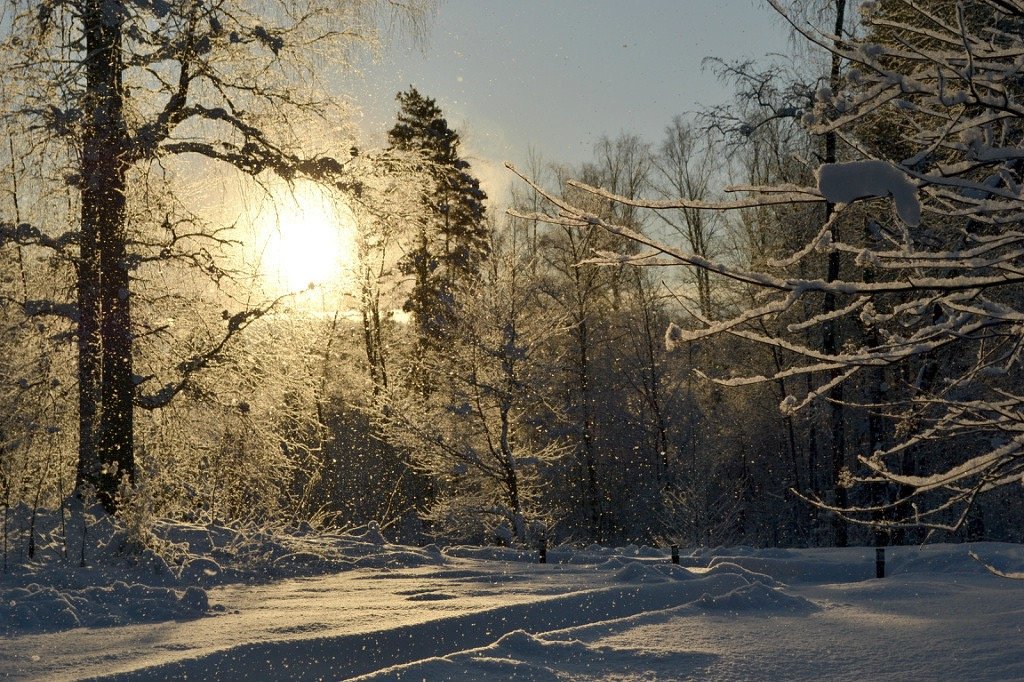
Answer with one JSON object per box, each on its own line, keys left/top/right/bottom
{"left": 2, "top": 545, "right": 1023, "bottom": 681}
{"left": 4, "top": 557, "right": 696, "bottom": 680}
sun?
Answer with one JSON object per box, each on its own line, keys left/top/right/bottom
{"left": 254, "top": 180, "right": 357, "bottom": 298}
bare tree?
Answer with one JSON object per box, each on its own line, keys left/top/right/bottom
{"left": 651, "top": 116, "right": 726, "bottom": 320}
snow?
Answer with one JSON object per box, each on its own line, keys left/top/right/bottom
{"left": 1, "top": 513, "right": 1023, "bottom": 681}
{"left": 816, "top": 160, "right": 922, "bottom": 227}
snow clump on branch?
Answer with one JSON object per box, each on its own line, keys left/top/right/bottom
{"left": 816, "top": 160, "right": 921, "bottom": 227}
{"left": 664, "top": 322, "right": 685, "bottom": 352}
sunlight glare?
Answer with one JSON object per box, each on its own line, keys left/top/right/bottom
{"left": 255, "top": 181, "right": 357, "bottom": 299}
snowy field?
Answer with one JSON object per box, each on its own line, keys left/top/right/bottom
{"left": 2, "top": 516, "right": 1023, "bottom": 681}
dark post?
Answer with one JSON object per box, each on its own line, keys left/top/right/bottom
{"left": 875, "top": 547, "right": 885, "bottom": 578}
{"left": 539, "top": 539, "right": 547, "bottom": 564}
{"left": 671, "top": 545, "right": 680, "bottom": 565}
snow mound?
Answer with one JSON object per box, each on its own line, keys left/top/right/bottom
{"left": 888, "top": 550, "right": 985, "bottom": 576}
{"left": 707, "top": 552, "right": 875, "bottom": 585}
{"left": 351, "top": 549, "right": 447, "bottom": 569}
{"left": 620, "top": 544, "right": 666, "bottom": 558}
{"left": 491, "top": 629, "right": 606, "bottom": 658}
{"left": 481, "top": 628, "right": 688, "bottom": 669}
{"left": 705, "top": 559, "right": 782, "bottom": 587}
{"left": 1, "top": 581, "right": 209, "bottom": 634}
{"left": 692, "top": 581, "right": 820, "bottom": 614}
{"left": 353, "top": 629, "right": 689, "bottom": 681}
{"left": 443, "top": 545, "right": 536, "bottom": 562}
{"left": 601, "top": 559, "right": 697, "bottom": 584}
{"left": 889, "top": 544, "right": 1024, "bottom": 577}
{"left": 613, "top": 560, "right": 671, "bottom": 584}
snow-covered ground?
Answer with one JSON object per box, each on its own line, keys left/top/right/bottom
{"left": 2, "top": 514, "right": 1022, "bottom": 681}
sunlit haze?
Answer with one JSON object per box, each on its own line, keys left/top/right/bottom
{"left": 251, "top": 181, "right": 358, "bottom": 300}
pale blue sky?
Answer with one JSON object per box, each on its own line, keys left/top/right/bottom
{"left": 344, "top": 1, "right": 792, "bottom": 195}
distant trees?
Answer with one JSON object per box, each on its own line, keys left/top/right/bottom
{"left": 651, "top": 117, "right": 724, "bottom": 320}
{"left": 339, "top": 0, "right": 1021, "bottom": 545}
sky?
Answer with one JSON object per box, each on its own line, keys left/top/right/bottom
{"left": 342, "top": 0, "right": 794, "bottom": 199}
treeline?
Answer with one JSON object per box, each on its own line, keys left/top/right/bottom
{"left": 3, "top": 0, "right": 1024, "bottom": 557}
{"left": 318, "top": 0, "right": 1024, "bottom": 547}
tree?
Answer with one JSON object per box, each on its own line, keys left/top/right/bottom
{"left": 386, "top": 87, "right": 488, "bottom": 345}
{"left": 651, "top": 116, "right": 726, "bottom": 320}
{"left": 0, "top": 0, "right": 430, "bottom": 512}
{"left": 381, "top": 223, "right": 563, "bottom": 544}
{"left": 512, "top": 0, "right": 1024, "bottom": 536}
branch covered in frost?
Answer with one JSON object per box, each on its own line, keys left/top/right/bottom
{"left": 136, "top": 294, "right": 289, "bottom": 409}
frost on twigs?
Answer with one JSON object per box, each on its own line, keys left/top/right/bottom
{"left": 816, "top": 160, "right": 921, "bottom": 227}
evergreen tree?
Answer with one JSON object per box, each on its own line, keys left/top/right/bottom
{"left": 387, "top": 88, "right": 488, "bottom": 342}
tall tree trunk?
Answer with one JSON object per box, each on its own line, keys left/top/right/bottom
{"left": 823, "top": 0, "right": 848, "bottom": 547}
{"left": 498, "top": 404, "right": 527, "bottom": 543}
{"left": 636, "top": 275, "right": 670, "bottom": 478}
{"left": 575, "top": 315, "right": 601, "bottom": 541}
{"left": 361, "top": 290, "right": 388, "bottom": 396}
{"left": 79, "top": 0, "right": 134, "bottom": 512}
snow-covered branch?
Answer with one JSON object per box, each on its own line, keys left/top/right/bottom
{"left": 509, "top": 0, "right": 1024, "bottom": 531}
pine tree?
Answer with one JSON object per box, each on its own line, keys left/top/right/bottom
{"left": 387, "top": 88, "right": 488, "bottom": 343}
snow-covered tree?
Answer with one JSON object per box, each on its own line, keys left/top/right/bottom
{"left": 381, "top": 224, "right": 563, "bottom": 544}
{"left": 0, "top": 0, "right": 429, "bottom": 512}
{"left": 512, "top": 0, "right": 1024, "bottom": 535}
{"left": 386, "top": 88, "right": 488, "bottom": 346}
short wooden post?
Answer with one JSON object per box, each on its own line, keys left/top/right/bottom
{"left": 671, "top": 545, "right": 680, "bottom": 565}
{"left": 875, "top": 547, "right": 885, "bottom": 578}
{"left": 539, "top": 539, "right": 547, "bottom": 564}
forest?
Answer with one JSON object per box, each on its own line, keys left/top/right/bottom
{"left": 2, "top": 0, "right": 1024, "bottom": 576}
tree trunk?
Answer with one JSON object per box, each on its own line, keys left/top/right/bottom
{"left": 78, "top": 0, "right": 134, "bottom": 512}
{"left": 575, "top": 316, "right": 601, "bottom": 542}
{"left": 637, "top": 275, "right": 670, "bottom": 478}
{"left": 823, "top": 0, "right": 848, "bottom": 547}
{"left": 498, "top": 405, "right": 527, "bottom": 543}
